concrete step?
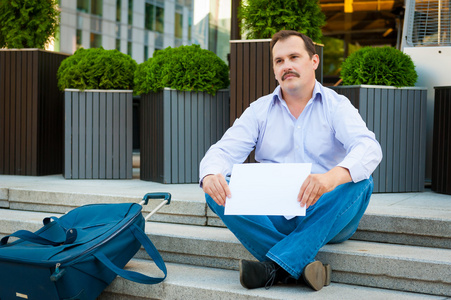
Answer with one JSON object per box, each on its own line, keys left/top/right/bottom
{"left": 99, "top": 260, "right": 444, "bottom": 300}
{"left": 2, "top": 183, "right": 450, "bottom": 249}
{"left": 1, "top": 209, "right": 450, "bottom": 297}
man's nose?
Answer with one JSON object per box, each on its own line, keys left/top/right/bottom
{"left": 281, "top": 60, "right": 293, "bottom": 72}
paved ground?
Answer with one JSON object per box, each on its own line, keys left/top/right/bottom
{"left": 1, "top": 174, "right": 451, "bottom": 222}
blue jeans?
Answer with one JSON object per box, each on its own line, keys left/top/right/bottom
{"left": 205, "top": 177, "right": 373, "bottom": 279}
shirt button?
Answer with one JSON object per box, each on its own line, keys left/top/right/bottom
{"left": 295, "top": 146, "right": 299, "bottom": 150}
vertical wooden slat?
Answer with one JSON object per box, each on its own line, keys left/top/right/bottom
{"left": 105, "top": 92, "right": 113, "bottom": 178}
{"left": 9, "top": 51, "right": 16, "bottom": 174}
{"left": 18, "top": 51, "right": 25, "bottom": 174}
{"left": 119, "top": 92, "right": 126, "bottom": 179}
{"left": 236, "top": 42, "right": 243, "bottom": 123}
{"left": 0, "top": 52, "right": 4, "bottom": 173}
{"left": 79, "top": 92, "right": 86, "bottom": 178}
{"left": 191, "top": 92, "right": 199, "bottom": 181}
{"left": 64, "top": 91, "right": 72, "bottom": 178}
{"left": 92, "top": 92, "right": 100, "bottom": 179}
{"left": 25, "top": 51, "right": 33, "bottom": 175}
{"left": 230, "top": 42, "right": 237, "bottom": 126}
{"left": 99, "top": 92, "right": 106, "bottom": 178}
{"left": 85, "top": 92, "right": 93, "bottom": 179}
{"left": 165, "top": 90, "right": 173, "bottom": 184}
{"left": 385, "top": 89, "right": 395, "bottom": 192}
{"left": 184, "top": 92, "right": 192, "bottom": 182}
{"left": 197, "top": 93, "right": 205, "bottom": 180}
{"left": 379, "top": 89, "right": 388, "bottom": 192}
{"left": 112, "top": 93, "right": 120, "bottom": 178}
{"left": 126, "top": 92, "right": 133, "bottom": 179}
{"left": 72, "top": 91, "right": 79, "bottom": 179}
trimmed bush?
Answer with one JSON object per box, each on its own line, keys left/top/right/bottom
{"left": 239, "top": 0, "right": 325, "bottom": 43}
{"left": 57, "top": 48, "right": 137, "bottom": 90}
{"left": 134, "top": 44, "right": 229, "bottom": 96}
{"left": 340, "top": 46, "right": 418, "bottom": 87}
{"left": 0, "top": 0, "right": 59, "bottom": 49}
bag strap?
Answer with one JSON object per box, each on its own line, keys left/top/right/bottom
{"left": 93, "top": 223, "right": 167, "bottom": 284}
{"left": 1, "top": 226, "right": 77, "bottom": 246}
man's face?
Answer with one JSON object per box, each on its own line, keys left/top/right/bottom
{"left": 272, "top": 36, "right": 319, "bottom": 96}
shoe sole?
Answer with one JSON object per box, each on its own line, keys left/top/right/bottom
{"left": 303, "top": 261, "right": 332, "bottom": 291}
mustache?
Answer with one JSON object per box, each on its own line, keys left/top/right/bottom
{"left": 282, "top": 71, "right": 300, "bottom": 81}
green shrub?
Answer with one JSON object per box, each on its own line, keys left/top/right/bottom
{"left": 134, "top": 44, "right": 229, "bottom": 96}
{"left": 239, "top": 0, "right": 325, "bottom": 42}
{"left": 340, "top": 46, "right": 418, "bottom": 87}
{"left": 0, "top": 0, "right": 59, "bottom": 49}
{"left": 57, "top": 48, "right": 137, "bottom": 90}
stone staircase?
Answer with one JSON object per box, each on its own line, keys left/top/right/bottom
{"left": 0, "top": 175, "right": 450, "bottom": 299}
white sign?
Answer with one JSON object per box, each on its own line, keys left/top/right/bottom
{"left": 225, "top": 163, "right": 311, "bottom": 216}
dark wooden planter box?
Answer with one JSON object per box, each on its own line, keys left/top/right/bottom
{"left": 140, "top": 89, "right": 230, "bottom": 184}
{"left": 0, "top": 49, "right": 69, "bottom": 175}
{"left": 332, "top": 85, "right": 427, "bottom": 193}
{"left": 64, "top": 90, "right": 133, "bottom": 179}
{"left": 432, "top": 86, "right": 451, "bottom": 194}
{"left": 229, "top": 39, "right": 323, "bottom": 125}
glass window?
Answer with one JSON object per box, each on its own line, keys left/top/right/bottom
{"left": 156, "top": 6, "right": 164, "bottom": 33}
{"left": 175, "top": 12, "right": 183, "bottom": 39}
{"left": 116, "top": 39, "right": 121, "bottom": 51}
{"left": 127, "top": 42, "right": 132, "bottom": 56}
{"left": 144, "top": 46, "right": 149, "bottom": 61}
{"left": 90, "top": 33, "right": 102, "bottom": 48}
{"left": 128, "top": 0, "right": 133, "bottom": 25}
{"left": 91, "top": 0, "right": 103, "bottom": 16}
{"left": 76, "top": 29, "right": 83, "bottom": 49}
{"left": 116, "top": 0, "right": 121, "bottom": 22}
{"left": 77, "top": 0, "right": 89, "bottom": 13}
{"left": 145, "top": 3, "right": 155, "bottom": 31}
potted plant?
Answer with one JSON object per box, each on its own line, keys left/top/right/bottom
{"left": 0, "top": 0, "right": 69, "bottom": 175}
{"left": 57, "top": 47, "right": 137, "bottom": 179}
{"left": 134, "top": 44, "right": 230, "bottom": 184}
{"left": 229, "top": 0, "right": 325, "bottom": 127}
{"left": 333, "top": 46, "right": 427, "bottom": 192}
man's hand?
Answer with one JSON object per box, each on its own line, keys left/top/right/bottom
{"left": 202, "top": 174, "right": 231, "bottom": 206}
{"left": 298, "top": 167, "right": 352, "bottom": 209}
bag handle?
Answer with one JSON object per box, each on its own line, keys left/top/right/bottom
{"left": 93, "top": 223, "right": 167, "bottom": 284}
{"left": 1, "top": 224, "right": 77, "bottom": 246}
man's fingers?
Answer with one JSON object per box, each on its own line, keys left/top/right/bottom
{"left": 203, "top": 174, "right": 229, "bottom": 206}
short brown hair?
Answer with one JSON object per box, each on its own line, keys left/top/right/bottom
{"left": 270, "top": 30, "right": 316, "bottom": 58}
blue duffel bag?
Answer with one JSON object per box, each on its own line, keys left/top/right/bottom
{"left": 0, "top": 193, "right": 171, "bottom": 300}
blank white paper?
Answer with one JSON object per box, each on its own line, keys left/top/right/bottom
{"left": 225, "top": 163, "right": 312, "bottom": 216}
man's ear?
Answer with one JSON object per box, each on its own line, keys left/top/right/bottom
{"left": 312, "top": 54, "right": 320, "bottom": 71}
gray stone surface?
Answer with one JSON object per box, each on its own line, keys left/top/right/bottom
{"left": 1, "top": 175, "right": 451, "bottom": 298}
{"left": 1, "top": 208, "right": 449, "bottom": 297}
{"left": 101, "top": 261, "right": 444, "bottom": 300}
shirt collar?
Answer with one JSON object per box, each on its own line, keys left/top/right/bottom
{"left": 272, "top": 80, "right": 323, "bottom": 105}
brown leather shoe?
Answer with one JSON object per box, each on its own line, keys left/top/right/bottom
{"left": 302, "top": 261, "right": 332, "bottom": 291}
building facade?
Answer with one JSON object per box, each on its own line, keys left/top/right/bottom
{"left": 56, "top": 0, "right": 231, "bottom": 64}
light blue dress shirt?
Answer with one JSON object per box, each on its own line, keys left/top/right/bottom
{"left": 200, "top": 81, "right": 382, "bottom": 184}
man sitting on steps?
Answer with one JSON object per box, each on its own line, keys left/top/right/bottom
{"left": 199, "top": 30, "right": 382, "bottom": 291}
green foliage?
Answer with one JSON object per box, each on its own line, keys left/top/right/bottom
{"left": 239, "top": 0, "right": 325, "bottom": 43}
{"left": 0, "top": 0, "right": 60, "bottom": 49}
{"left": 134, "top": 44, "right": 230, "bottom": 96}
{"left": 57, "top": 48, "right": 137, "bottom": 90}
{"left": 340, "top": 47, "right": 418, "bottom": 87}
{"left": 322, "top": 37, "right": 361, "bottom": 76}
